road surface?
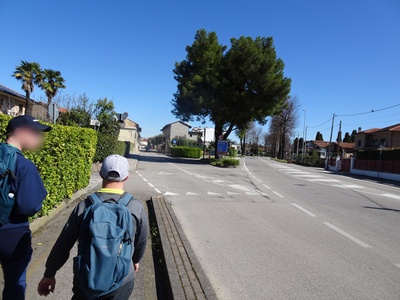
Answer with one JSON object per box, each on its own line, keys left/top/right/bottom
{"left": 135, "top": 152, "right": 400, "bottom": 300}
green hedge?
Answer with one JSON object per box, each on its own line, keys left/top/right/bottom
{"left": 356, "top": 149, "right": 400, "bottom": 161}
{"left": 211, "top": 158, "right": 240, "bottom": 168}
{"left": 93, "top": 133, "right": 130, "bottom": 162}
{"left": 0, "top": 114, "right": 97, "bottom": 217}
{"left": 171, "top": 146, "right": 202, "bottom": 158}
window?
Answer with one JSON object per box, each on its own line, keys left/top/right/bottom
{"left": 357, "top": 140, "right": 362, "bottom": 148}
{"left": 372, "top": 139, "right": 378, "bottom": 146}
{"left": 380, "top": 138, "right": 386, "bottom": 147}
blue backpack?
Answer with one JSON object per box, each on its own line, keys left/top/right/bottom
{"left": 74, "top": 192, "right": 134, "bottom": 299}
{"left": 0, "top": 143, "right": 19, "bottom": 226}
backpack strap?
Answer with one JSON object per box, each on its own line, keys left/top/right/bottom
{"left": 88, "top": 193, "right": 104, "bottom": 204}
{"left": 117, "top": 192, "right": 133, "bottom": 207}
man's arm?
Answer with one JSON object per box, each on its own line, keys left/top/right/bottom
{"left": 132, "top": 205, "right": 149, "bottom": 264}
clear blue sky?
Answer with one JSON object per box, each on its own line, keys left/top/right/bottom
{"left": 1, "top": 0, "right": 399, "bottom": 141}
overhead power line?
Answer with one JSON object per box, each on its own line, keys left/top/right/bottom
{"left": 336, "top": 103, "right": 400, "bottom": 117}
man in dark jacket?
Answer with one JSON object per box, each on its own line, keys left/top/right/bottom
{"left": 0, "top": 115, "right": 51, "bottom": 300}
{"left": 37, "top": 154, "right": 148, "bottom": 299}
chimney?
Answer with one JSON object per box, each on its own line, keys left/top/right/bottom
{"left": 358, "top": 127, "right": 362, "bottom": 133}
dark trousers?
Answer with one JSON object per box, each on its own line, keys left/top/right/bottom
{"left": 0, "top": 226, "right": 33, "bottom": 300}
{"left": 72, "top": 280, "right": 135, "bottom": 300}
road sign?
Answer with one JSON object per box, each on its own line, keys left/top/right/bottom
{"left": 219, "top": 135, "right": 223, "bottom": 140}
{"left": 217, "top": 140, "right": 228, "bottom": 155}
{"left": 48, "top": 102, "right": 59, "bottom": 124}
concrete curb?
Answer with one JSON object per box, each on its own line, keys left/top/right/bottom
{"left": 152, "top": 195, "right": 218, "bottom": 300}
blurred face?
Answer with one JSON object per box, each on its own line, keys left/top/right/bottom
{"left": 15, "top": 127, "right": 45, "bottom": 151}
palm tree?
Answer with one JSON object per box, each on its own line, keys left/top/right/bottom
{"left": 12, "top": 61, "right": 42, "bottom": 115}
{"left": 39, "top": 69, "right": 66, "bottom": 107}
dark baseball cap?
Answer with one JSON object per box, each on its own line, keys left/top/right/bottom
{"left": 5, "top": 115, "right": 52, "bottom": 134}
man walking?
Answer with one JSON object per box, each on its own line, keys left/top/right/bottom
{"left": 38, "top": 154, "right": 148, "bottom": 299}
{"left": 0, "top": 115, "right": 51, "bottom": 300}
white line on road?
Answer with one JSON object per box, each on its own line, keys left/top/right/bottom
{"left": 148, "top": 183, "right": 154, "bottom": 188}
{"left": 208, "top": 191, "right": 222, "bottom": 196}
{"left": 263, "top": 184, "right": 271, "bottom": 190}
{"left": 291, "top": 203, "right": 317, "bottom": 217}
{"left": 332, "top": 184, "right": 364, "bottom": 189}
{"left": 255, "top": 178, "right": 262, "bottom": 183}
{"left": 154, "top": 188, "right": 161, "bottom": 193}
{"left": 382, "top": 193, "right": 400, "bottom": 201}
{"left": 135, "top": 171, "right": 139, "bottom": 174}
{"left": 142, "top": 178, "right": 148, "bottom": 182}
{"left": 186, "top": 192, "right": 201, "bottom": 195}
{"left": 394, "top": 264, "right": 400, "bottom": 269}
{"left": 323, "top": 222, "right": 371, "bottom": 248}
{"left": 164, "top": 192, "right": 179, "bottom": 196}
{"left": 273, "top": 191, "right": 284, "bottom": 198}
{"left": 138, "top": 174, "right": 143, "bottom": 177}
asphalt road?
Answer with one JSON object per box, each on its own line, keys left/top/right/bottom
{"left": 134, "top": 152, "right": 400, "bottom": 300}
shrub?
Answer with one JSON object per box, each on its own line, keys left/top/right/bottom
{"left": 0, "top": 114, "right": 97, "bottom": 217}
{"left": 93, "top": 133, "right": 130, "bottom": 162}
{"left": 211, "top": 158, "right": 240, "bottom": 168}
{"left": 228, "top": 147, "right": 238, "bottom": 157}
{"left": 171, "top": 146, "right": 202, "bottom": 158}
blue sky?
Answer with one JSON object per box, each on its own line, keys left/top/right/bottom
{"left": 1, "top": 0, "right": 399, "bottom": 141}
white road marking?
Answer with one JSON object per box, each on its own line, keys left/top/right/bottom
{"left": 135, "top": 171, "right": 139, "bottom": 174}
{"left": 394, "top": 264, "right": 400, "bottom": 269}
{"left": 382, "top": 193, "right": 400, "bottom": 201}
{"left": 186, "top": 192, "right": 200, "bottom": 195}
{"left": 164, "top": 192, "right": 179, "bottom": 196}
{"left": 332, "top": 184, "right": 364, "bottom": 189}
{"left": 291, "top": 203, "right": 317, "bottom": 217}
{"left": 255, "top": 178, "right": 262, "bottom": 183}
{"left": 273, "top": 191, "right": 284, "bottom": 198}
{"left": 286, "top": 171, "right": 311, "bottom": 175}
{"left": 154, "top": 188, "right": 161, "bottom": 193}
{"left": 308, "top": 178, "right": 340, "bottom": 182}
{"left": 158, "top": 171, "right": 173, "bottom": 175}
{"left": 148, "top": 183, "right": 154, "bottom": 188}
{"left": 227, "top": 191, "right": 239, "bottom": 195}
{"left": 263, "top": 184, "right": 271, "bottom": 190}
{"left": 208, "top": 192, "right": 222, "bottom": 196}
{"left": 138, "top": 174, "right": 143, "bottom": 177}
{"left": 143, "top": 178, "right": 148, "bottom": 182}
{"left": 246, "top": 192, "right": 261, "bottom": 195}
{"left": 243, "top": 161, "right": 250, "bottom": 172}
{"left": 294, "top": 175, "right": 324, "bottom": 178}
{"left": 323, "top": 222, "right": 371, "bottom": 248}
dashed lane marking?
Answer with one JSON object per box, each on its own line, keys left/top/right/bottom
{"left": 148, "top": 183, "right": 154, "bottom": 188}
{"left": 273, "top": 191, "right": 284, "bottom": 198}
{"left": 143, "top": 178, "right": 148, "bottom": 182}
{"left": 158, "top": 171, "right": 173, "bottom": 175}
{"left": 227, "top": 191, "right": 239, "bottom": 195}
{"left": 186, "top": 192, "right": 201, "bottom": 195}
{"left": 138, "top": 174, "right": 143, "bottom": 177}
{"left": 207, "top": 191, "right": 222, "bottom": 196}
{"left": 154, "top": 188, "right": 161, "bottom": 194}
{"left": 263, "top": 184, "right": 271, "bottom": 190}
{"left": 382, "top": 193, "right": 400, "bottom": 201}
{"left": 164, "top": 192, "right": 179, "bottom": 196}
{"left": 291, "top": 203, "right": 317, "bottom": 217}
{"left": 323, "top": 222, "right": 371, "bottom": 248}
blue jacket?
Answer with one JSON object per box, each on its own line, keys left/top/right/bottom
{"left": 0, "top": 151, "right": 47, "bottom": 230}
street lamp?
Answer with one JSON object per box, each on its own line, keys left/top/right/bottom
{"left": 302, "top": 109, "right": 306, "bottom": 160}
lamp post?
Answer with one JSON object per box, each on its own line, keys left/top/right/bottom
{"left": 302, "top": 109, "right": 306, "bottom": 160}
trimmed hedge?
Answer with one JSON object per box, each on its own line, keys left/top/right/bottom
{"left": 211, "top": 158, "right": 240, "bottom": 168}
{"left": 0, "top": 114, "right": 97, "bottom": 217}
{"left": 171, "top": 146, "right": 202, "bottom": 158}
{"left": 93, "top": 133, "right": 130, "bottom": 162}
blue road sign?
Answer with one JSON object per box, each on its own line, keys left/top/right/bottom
{"left": 217, "top": 140, "right": 228, "bottom": 154}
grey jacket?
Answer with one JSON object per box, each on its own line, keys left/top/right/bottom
{"left": 44, "top": 191, "right": 148, "bottom": 279}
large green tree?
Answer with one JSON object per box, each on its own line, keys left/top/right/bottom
{"left": 39, "top": 69, "right": 66, "bottom": 107}
{"left": 172, "top": 29, "right": 291, "bottom": 144}
{"left": 94, "top": 98, "right": 120, "bottom": 136}
{"left": 12, "top": 60, "right": 42, "bottom": 115}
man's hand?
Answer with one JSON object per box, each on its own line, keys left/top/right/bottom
{"left": 37, "top": 277, "right": 56, "bottom": 297}
{"left": 134, "top": 263, "right": 140, "bottom": 272}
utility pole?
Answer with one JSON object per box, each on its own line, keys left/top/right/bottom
{"left": 337, "top": 120, "right": 342, "bottom": 158}
{"left": 302, "top": 110, "right": 306, "bottom": 160}
{"left": 326, "top": 113, "right": 336, "bottom": 170}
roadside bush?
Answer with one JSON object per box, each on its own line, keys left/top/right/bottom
{"left": 93, "top": 133, "right": 130, "bottom": 162}
{"left": 211, "top": 158, "right": 240, "bottom": 168}
{"left": 0, "top": 114, "right": 97, "bottom": 217}
{"left": 228, "top": 147, "right": 238, "bottom": 157}
{"left": 171, "top": 146, "right": 202, "bottom": 158}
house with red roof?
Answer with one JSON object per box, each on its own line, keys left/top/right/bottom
{"left": 353, "top": 124, "right": 400, "bottom": 150}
